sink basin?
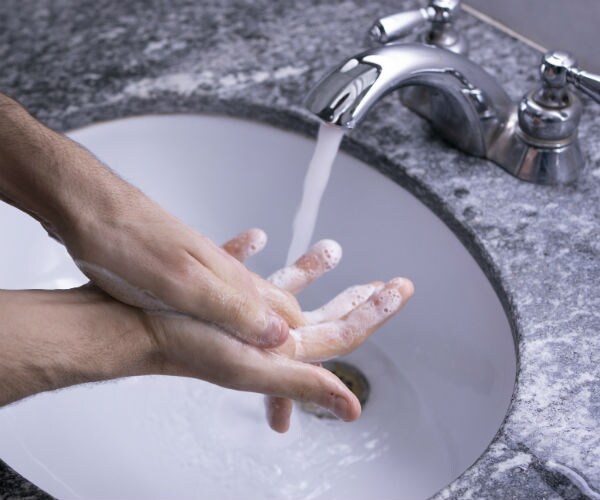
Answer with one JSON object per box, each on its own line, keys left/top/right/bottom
{"left": 0, "top": 115, "right": 516, "bottom": 499}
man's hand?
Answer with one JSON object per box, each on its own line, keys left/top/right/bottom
{"left": 0, "top": 233, "right": 413, "bottom": 426}
{"left": 0, "top": 282, "right": 359, "bottom": 420}
{"left": 143, "top": 239, "right": 412, "bottom": 425}
{"left": 63, "top": 197, "right": 298, "bottom": 348}
{"left": 223, "top": 231, "right": 414, "bottom": 432}
{"left": 0, "top": 93, "right": 300, "bottom": 348}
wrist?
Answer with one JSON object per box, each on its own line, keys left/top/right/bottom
{"left": 57, "top": 287, "right": 164, "bottom": 383}
{"left": 0, "top": 288, "right": 162, "bottom": 406}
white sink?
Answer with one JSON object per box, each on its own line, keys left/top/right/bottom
{"left": 0, "top": 115, "right": 516, "bottom": 499}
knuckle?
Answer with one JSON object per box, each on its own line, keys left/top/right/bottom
{"left": 170, "top": 251, "right": 198, "bottom": 282}
{"left": 228, "top": 293, "right": 251, "bottom": 325}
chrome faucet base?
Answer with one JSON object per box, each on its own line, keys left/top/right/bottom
{"left": 489, "top": 109, "right": 583, "bottom": 185}
{"left": 502, "top": 138, "right": 583, "bottom": 185}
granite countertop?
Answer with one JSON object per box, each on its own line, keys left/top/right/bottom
{"left": 1, "top": 0, "right": 599, "bottom": 498}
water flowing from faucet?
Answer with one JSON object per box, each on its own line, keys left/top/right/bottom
{"left": 286, "top": 123, "right": 345, "bottom": 265}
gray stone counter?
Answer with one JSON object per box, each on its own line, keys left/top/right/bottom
{"left": 0, "top": 1, "right": 598, "bottom": 498}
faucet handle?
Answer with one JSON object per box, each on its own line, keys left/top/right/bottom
{"left": 369, "top": 8, "right": 433, "bottom": 44}
{"left": 369, "top": 0, "right": 467, "bottom": 55}
{"left": 539, "top": 50, "right": 600, "bottom": 104}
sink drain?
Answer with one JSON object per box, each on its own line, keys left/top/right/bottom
{"left": 301, "top": 361, "right": 370, "bottom": 419}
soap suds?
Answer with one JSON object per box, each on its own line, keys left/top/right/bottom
{"left": 223, "top": 228, "right": 267, "bottom": 262}
{"left": 269, "top": 239, "right": 342, "bottom": 293}
{"left": 292, "top": 281, "right": 407, "bottom": 363}
{"left": 303, "top": 283, "right": 379, "bottom": 324}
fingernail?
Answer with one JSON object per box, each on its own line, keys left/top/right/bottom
{"left": 259, "top": 312, "right": 289, "bottom": 347}
{"left": 333, "top": 397, "right": 350, "bottom": 421}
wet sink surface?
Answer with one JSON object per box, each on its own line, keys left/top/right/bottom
{"left": 0, "top": 115, "right": 516, "bottom": 499}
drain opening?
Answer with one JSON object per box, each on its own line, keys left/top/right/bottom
{"left": 301, "top": 361, "right": 370, "bottom": 419}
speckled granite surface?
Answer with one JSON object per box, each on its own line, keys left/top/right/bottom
{"left": 0, "top": 0, "right": 599, "bottom": 498}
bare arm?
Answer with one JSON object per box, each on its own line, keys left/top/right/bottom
{"left": 0, "top": 287, "right": 157, "bottom": 407}
{"left": 0, "top": 284, "right": 360, "bottom": 419}
{"left": 0, "top": 92, "right": 302, "bottom": 347}
{"left": 0, "top": 237, "right": 413, "bottom": 422}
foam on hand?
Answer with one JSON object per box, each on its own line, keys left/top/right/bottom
{"left": 269, "top": 239, "right": 342, "bottom": 294}
{"left": 292, "top": 279, "right": 412, "bottom": 363}
{"left": 303, "top": 283, "right": 380, "bottom": 324}
{"left": 223, "top": 228, "right": 268, "bottom": 262}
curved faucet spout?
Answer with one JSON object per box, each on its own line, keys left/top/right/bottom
{"left": 305, "top": 43, "right": 513, "bottom": 157}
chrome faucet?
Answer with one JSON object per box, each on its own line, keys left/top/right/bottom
{"left": 305, "top": 7, "right": 600, "bottom": 184}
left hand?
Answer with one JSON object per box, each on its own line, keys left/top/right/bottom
{"left": 222, "top": 230, "right": 414, "bottom": 432}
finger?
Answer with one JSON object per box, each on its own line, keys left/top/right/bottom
{"left": 260, "top": 239, "right": 344, "bottom": 328}
{"left": 265, "top": 281, "right": 389, "bottom": 431}
{"left": 161, "top": 317, "right": 360, "bottom": 421}
{"left": 268, "top": 239, "right": 342, "bottom": 295}
{"left": 159, "top": 258, "right": 289, "bottom": 348}
{"left": 189, "top": 233, "right": 260, "bottom": 300}
{"left": 303, "top": 282, "right": 384, "bottom": 325}
{"left": 254, "top": 279, "right": 306, "bottom": 328}
{"left": 231, "top": 233, "right": 342, "bottom": 433}
{"left": 210, "top": 343, "right": 361, "bottom": 422}
{"left": 264, "top": 396, "right": 293, "bottom": 433}
{"left": 220, "top": 229, "right": 305, "bottom": 328}
{"left": 251, "top": 356, "right": 360, "bottom": 422}
{"left": 222, "top": 228, "right": 267, "bottom": 262}
{"left": 291, "top": 278, "right": 414, "bottom": 363}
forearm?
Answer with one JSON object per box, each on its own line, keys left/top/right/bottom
{"left": 0, "top": 287, "right": 159, "bottom": 407}
{"left": 0, "top": 94, "right": 300, "bottom": 348}
{"left": 0, "top": 92, "right": 132, "bottom": 237}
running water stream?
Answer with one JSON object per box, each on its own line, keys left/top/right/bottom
{"left": 286, "top": 123, "right": 345, "bottom": 265}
